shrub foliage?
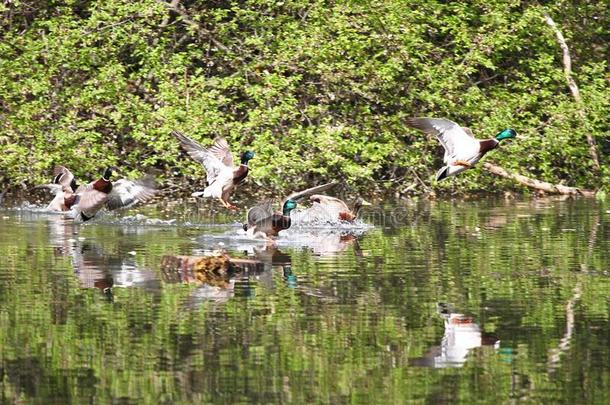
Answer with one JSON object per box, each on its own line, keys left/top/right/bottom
{"left": 1, "top": 0, "right": 608, "bottom": 195}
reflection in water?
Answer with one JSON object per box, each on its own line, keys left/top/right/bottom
{"left": 1, "top": 198, "right": 610, "bottom": 403}
{"left": 410, "top": 303, "right": 500, "bottom": 368}
{"left": 278, "top": 228, "right": 361, "bottom": 255}
{"left": 179, "top": 243, "right": 340, "bottom": 306}
{"left": 46, "top": 215, "right": 160, "bottom": 295}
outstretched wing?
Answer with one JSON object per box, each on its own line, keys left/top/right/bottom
{"left": 207, "top": 137, "right": 234, "bottom": 168}
{"left": 37, "top": 183, "right": 63, "bottom": 196}
{"left": 73, "top": 183, "right": 109, "bottom": 216}
{"left": 53, "top": 165, "right": 75, "bottom": 191}
{"left": 406, "top": 117, "right": 480, "bottom": 163}
{"left": 309, "top": 194, "right": 350, "bottom": 212}
{"left": 246, "top": 199, "right": 275, "bottom": 227}
{"left": 461, "top": 127, "right": 475, "bottom": 138}
{"left": 283, "top": 182, "right": 338, "bottom": 205}
{"left": 171, "top": 131, "right": 231, "bottom": 184}
{"left": 106, "top": 176, "right": 157, "bottom": 210}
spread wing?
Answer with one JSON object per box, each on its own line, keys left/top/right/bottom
{"left": 246, "top": 199, "right": 275, "bottom": 226}
{"left": 106, "top": 176, "right": 157, "bottom": 211}
{"left": 461, "top": 127, "right": 475, "bottom": 138}
{"left": 53, "top": 165, "right": 75, "bottom": 191}
{"left": 283, "top": 182, "right": 338, "bottom": 206}
{"left": 406, "top": 117, "right": 480, "bottom": 163}
{"left": 207, "top": 137, "right": 234, "bottom": 167}
{"left": 309, "top": 195, "right": 350, "bottom": 212}
{"left": 171, "top": 131, "right": 232, "bottom": 184}
{"left": 74, "top": 183, "right": 109, "bottom": 215}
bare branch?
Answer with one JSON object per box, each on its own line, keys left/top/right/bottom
{"left": 543, "top": 12, "right": 601, "bottom": 172}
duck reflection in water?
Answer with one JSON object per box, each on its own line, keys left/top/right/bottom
{"left": 409, "top": 303, "right": 500, "bottom": 368}
{"left": 46, "top": 216, "right": 160, "bottom": 299}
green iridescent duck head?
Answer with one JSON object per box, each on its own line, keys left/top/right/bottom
{"left": 495, "top": 129, "right": 517, "bottom": 141}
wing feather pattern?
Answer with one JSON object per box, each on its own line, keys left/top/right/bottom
{"left": 406, "top": 117, "right": 480, "bottom": 164}
{"left": 106, "top": 176, "right": 157, "bottom": 211}
{"left": 171, "top": 131, "right": 233, "bottom": 185}
{"left": 283, "top": 182, "right": 338, "bottom": 206}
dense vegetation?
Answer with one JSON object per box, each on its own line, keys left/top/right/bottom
{"left": 1, "top": 0, "right": 608, "bottom": 196}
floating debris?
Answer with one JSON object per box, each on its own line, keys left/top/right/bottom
{"left": 160, "top": 253, "right": 265, "bottom": 287}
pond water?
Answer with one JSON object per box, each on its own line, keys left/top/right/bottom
{"left": 0, "top": 198, "right": 609, "bottom": 404}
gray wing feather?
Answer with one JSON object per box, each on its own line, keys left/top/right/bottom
{"left": 74, "top": 184, "right": 109, "bottom": 217}
{"left": 172, "top": 131, "right": 230, "bottom": 184}
{"left": 283, "top": 182, "right": 338, "bottom": 205}
{"left": 106, "top": 176, "right": 157, "bottom": 211}
{"left": 208, "top": 137, "right": 234, "bottom": 168}
{"left": 406, "top": 117, "right": 480, "bottom": 163}
{"left": 246, "top": 199, "right": 275, "bottom": 226}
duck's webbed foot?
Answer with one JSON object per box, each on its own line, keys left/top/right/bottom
{"left": 218, "top": 198, "right": 237, "bottom": 210}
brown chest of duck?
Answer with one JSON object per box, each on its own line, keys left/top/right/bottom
{"left": 270, "top": 211, "right": 293, "bottom": 234}
{"left": 265, "top": 200, "right": 297, "bottom": 237}
{"left": 232, "top": 151, "right": 255, "bottom": 185}
{"left": 478, "top": 138, "right": 500, "bottom": 154}
{"left": 93, "top": 167, "right": 114, "bottom": 194}
{"left": 245, "top": 199, "right": 298, "bottom": 238}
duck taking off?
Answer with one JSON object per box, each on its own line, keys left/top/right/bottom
{"left": 406, "top": 118, "right": 516, "bottom": 181}
{"left": 302, "top": 195, "right": 371, "bottom": 223}
{"left": 244, "top": 182, "right": 337, "bottom": 239}
{"left": 42, "top": 166, "right": 157, "bottom": 221}
{"left": 171, "top": 131, "right": 254, "bottom": 210}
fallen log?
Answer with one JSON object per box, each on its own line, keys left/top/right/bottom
{"left": 483, "top": 162, "right": 596, "bottom": 197}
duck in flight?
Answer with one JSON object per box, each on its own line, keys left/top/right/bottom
{"left": 171, "top": 131, "right": 254, "bottom": 210}
{"left": 406, "top": 117, "right": 516, "bottom": 181}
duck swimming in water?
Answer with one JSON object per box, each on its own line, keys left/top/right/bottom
{"left": 300, "top": 195, "right": 371, "bottom": 223}
{"left": 243, "top": 182, "right": 337, "bottom": 239}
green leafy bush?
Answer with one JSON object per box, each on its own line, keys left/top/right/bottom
{"left": 1, "top": 0, "right": 607, "bottom": 195}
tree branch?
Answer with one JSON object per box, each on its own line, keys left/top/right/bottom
{"left": 156, "top": 0, "right": 230, "bottom": 53}
{"left": 482, "top": 162, "right": 595, "bottom": 196}
{"left": 543, "top": 12, "right": 601, "bottom": 172}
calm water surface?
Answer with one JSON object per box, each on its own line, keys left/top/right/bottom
{"left": 0, "top": 198, "right": 609, "bottom": 404}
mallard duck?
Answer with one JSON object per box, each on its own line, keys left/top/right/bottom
{"left": 59, "top": 167, "right": 156, "bottom": 221}
{"left": 406, "top": 117, "right": 516, "bottom": 181}
{"left": 243, "top": 182, "right": 337, "bottom": 239}
{"left": 171, "top": 131, "right": 254, "bottom": 210}
{"left": 306, "top": 195, "right": 371, "bottom": 222}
